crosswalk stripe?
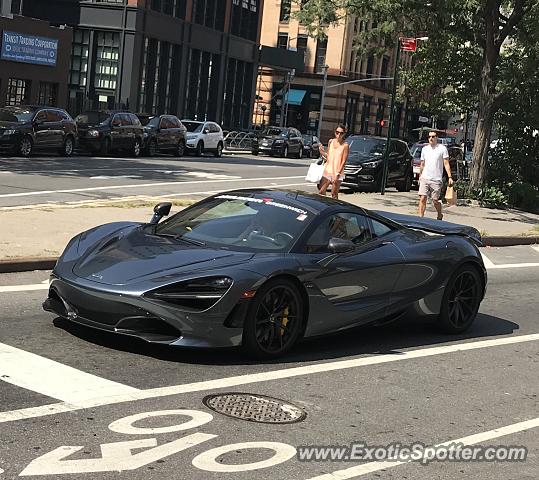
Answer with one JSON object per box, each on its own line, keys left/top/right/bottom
{"left": 0, "top": 342, "right": 139, "bottom": 404}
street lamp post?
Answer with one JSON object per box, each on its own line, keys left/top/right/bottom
{"left": 317, "top": 64, "right": 329, "bottom": 140}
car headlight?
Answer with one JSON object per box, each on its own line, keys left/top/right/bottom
{"left": 145, "top": 276, "right": 233, "bottom": 311}
{"left": 3, "top": 129, "right": 16, "bottom": 135}
{"left": 87, "top": 129, "right": 100, "bottom": 137}
{"left": 363, "top": 160, "right": 384, "bottom": 169}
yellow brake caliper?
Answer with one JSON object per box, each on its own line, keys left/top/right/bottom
{"left": 280, "top": 307, "right": 289, "bottom": 336}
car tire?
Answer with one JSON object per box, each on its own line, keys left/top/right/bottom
{"left": 18, "top": 136, "right": 33, "bottom": 157}
{"left": 242, "top": 278, "right": 304, "bottom": 359}
{"left": 176, "top": 140, "right": 186, "bottom": 157}
{"left": 195, "top": 141, "right": 204, "bottom": 157}
{"left": 252, "top": 150, "right": 258, "bottom": 156}
{"left": 438, "top": 264, "right": 483, "bottom": 334}
{"left": 282, "top": 145, "right": 289, "bottom": 158}
{"left": 296, "top": 146, "right": 303, "bottom": 159}
{"left": 147, "top": 139, "right": 157, "bottom": 157}
{"left": 100, "top": 137, "right": 111, "bottom": 156}
{"left": 396, "top": 171, "right": 413, "bottom": 192}
{"left": 133, "top": 138, "right": 141, "bottom": 158}
{"left": 60, "top": 136, "right": 74, "bottom": 157}
{"left": 214, "top": 142, "right": 223, "bottom": 158}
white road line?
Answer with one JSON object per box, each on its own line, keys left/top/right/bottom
{"left": 480, "top": 252, "right": 496, "bottom": 269}
{"left": 305, "top": 417, "right": 539, "bottom": 479}
{"left": 0, "top": 333, "right": 537, "bottom": 423}
{"left": 481, "top": 252, "right": 539, "bottom": 269}
{"left": 0, "top": 284, "right": 49, "bottom": 293}
{"left": 532, "top": 245, "right": 539, "bottom": 254}
{"left": 0, "top": 175, "right": 305, "bottom": 199}
{"left": 0, "top": 343, "right": 139, "bottom": 403}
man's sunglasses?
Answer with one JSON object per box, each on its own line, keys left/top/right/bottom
{"left": 428, "top": 135, "right": 437, "bottom": 139}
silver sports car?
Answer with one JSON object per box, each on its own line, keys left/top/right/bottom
{"left": 44, "top": 189, "right": 487, "bottom": 358}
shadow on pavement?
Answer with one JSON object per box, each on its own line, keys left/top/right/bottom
{"left": 52, "top": 311, "right": 519, "bottom": 368}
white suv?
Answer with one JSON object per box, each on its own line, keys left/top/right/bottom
{"left": 182, "top": 120, "right": 224, "bottom": 157}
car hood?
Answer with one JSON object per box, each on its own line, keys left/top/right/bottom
{"left": 347, "top": 152, "right": 384, "bottom": 165}
{"left": 72, "top": 227, "right": 255, "bottom": 285}
{"left": 0, "top": 121, "right": 23, "bottom": 128}
{"left": 257, "top": 135, "right": 282, "bottom": 141}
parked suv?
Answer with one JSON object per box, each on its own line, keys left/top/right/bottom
{"left": 342, "top": 136, "right": 413, "bottom": 192}
{"left": 137, "top": 114, "right": 187, "bottom": 157}
{"left": 75, "top": 111, "right": 144, "bottom": 157}
{"left": 182, "top": 120, "right": 224, "bottom": 157}
{"left": 252, "top": 126, "right": 304, "bottom": 158}
{"left": 0, "top": 105, "right": 77, "bottom": 157}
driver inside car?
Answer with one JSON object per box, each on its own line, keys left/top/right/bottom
{"left": 238, "top": 209, "right": 293, "bottom": 246}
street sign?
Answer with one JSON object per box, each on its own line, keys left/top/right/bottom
{"left": 400, "top": 38, "right": 417, "bottom": 52}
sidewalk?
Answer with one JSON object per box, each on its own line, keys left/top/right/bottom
{"left": 0, "top": 190, "right": 537, "bottom": 268}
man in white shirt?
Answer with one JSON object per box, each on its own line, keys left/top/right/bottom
{"left": 418, "top": 131, "right": 454, "bottom": 220}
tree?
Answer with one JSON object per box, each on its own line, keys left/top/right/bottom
{"left": 294, "top": 0, "right": 538, "bottom": 189}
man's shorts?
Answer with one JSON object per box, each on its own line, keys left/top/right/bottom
{"left": 419, "top": 177, "right": 443, "bottom": 200}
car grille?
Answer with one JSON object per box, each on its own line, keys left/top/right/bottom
{"left": 344, "top": 165, "right": 362, "bottom": 175}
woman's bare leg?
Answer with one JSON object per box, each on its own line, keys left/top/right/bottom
{"left": 318, "top": 177, "right": 331, "bottom": 195}
{"left": 331, "top": 180, "right": 342, "bottom": 199}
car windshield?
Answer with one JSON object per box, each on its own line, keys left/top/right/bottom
{"left": 183, "top": 121, "right": 203, "bottom": 133}
{"left": 75, "top": 112, "right": 110, "bottom": 125}
{"left": 302, "top": 135, "right": 313, "bottom": 142}
{"left": 154, "top": 195, "right": 312, "bottom": 252}
{"left": 138, "top": 116, "right": 159, "bottom": 127}
{"left": 262, "top": 127, "right": 286, "bottom": 137}
{"left": 0, "top": 108, "right": 34, "bottom": 122}
{"left": 347, "top": 137, "right": 386, "bottom": 156}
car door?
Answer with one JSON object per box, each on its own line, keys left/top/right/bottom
{"left": 46, "top": 110, "right": 65, "bottom": 148}
{"left": 299, "top": 211, "right": 405, "bottom": 336}
{"left": 394, "top": 140, "right": 411, "bottom": 179}
{"left": 209, "top": 123, "right": 221, "bottom": 149}
{"left": 387, "top": 140, "right": 401, "bottom": 181}
{"left": 157, "top": 116, "right": 170, "bottom": 150}
{"left": 122, "top": 113, "right": 136, "bottom": 150}
{"left": 32, "top": 110, "right": 50, "bottom": 147}
{"left": 168, "top": 116, "right": 182, "bottom": 149}
{"left": 110, "top": 113, "right": 124, "bottom": 150}
{"left": 288, "top": 128, "right": 299, "bottom": 154}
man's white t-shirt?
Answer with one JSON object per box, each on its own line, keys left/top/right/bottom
{"left": 421, "top": 144, "right": 448, "bottom": 182}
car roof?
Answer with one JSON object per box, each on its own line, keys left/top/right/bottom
{"left": 347, "top": 135, "right": 405, "bottom": 142}
{"left": 212, "top": 188, "right": 369, "bottom": 216}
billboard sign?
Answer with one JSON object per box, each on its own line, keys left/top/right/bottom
{"left": 1, "top": 31, "right": 58, "bottom": 66}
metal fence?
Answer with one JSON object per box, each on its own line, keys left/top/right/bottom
{"left": 223, "top": 131, "right": 256, "bottom": 153}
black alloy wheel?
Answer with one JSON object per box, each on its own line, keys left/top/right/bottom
{"left": 19, "top": 136, "right": 33, "bottom": 157}
{"left": 176, "top": 140, "right": 185, "bottom": 157}
{"left": 62, "top": 136, "right": 74, "bottom": 157}
{"left": 243, "top": 279, "right": 304, "bottom": 358}
{"left": 438, "top": 265, "right": 482, "bottom": 333}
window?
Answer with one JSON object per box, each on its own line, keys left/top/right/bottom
{"left": 277, "top": 33, "right": 288, "bottom": 49}
{"left": 231, "top": 0, "right": 259, "bottom": 41}
{"left": 46, "top": 110, "right": 63, "bottom": 122}
{"left": 381, "top": 56, "right": 389, "bottom": 88}
{"left": 315, "top": 39, "right": 328, "bottom": 73}
{"left": 296, "top": 36, "right": 308, "bottom": 62}
{"left": 193, "top": 0, "right": 225, "bottom": 30}
{"left": 94, "top": 31, "right": 120, "bottom": 91}
{"left": 360, "top": 97, "right": 372, "bottom": 134}
{"left": 366, "top": 55, "right": 374, "bottom": 76}
{"left": 150, "top": 0, "right": 186, "bottom": 18}
{"left": 370, "top": 218, "right": 393, "bottom": 238}
{"left": 305, "top": 213, "right": 372, "bottom": 253}
{"left": 279, "top": 0, "right": 291, "bottom": 22}
{"left": 6, "top": 78, "right": 30, "bottom": 106}
{"left": 38, "top": 82, "right": 58, "bottom": 106}
{"left": 221, "top": 58, "right": 253, "bottom": 130}
{"left": 35, "top": 110, "right": 48, "bottom": 123}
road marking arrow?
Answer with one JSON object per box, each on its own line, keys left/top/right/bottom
{"left": 19, "top": 433, "right": 217, "bottom": 476}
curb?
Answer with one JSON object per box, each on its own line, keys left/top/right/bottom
{"left": 0, "top": 236, "right": 537, "bottom": 273}
{"left": 0, "top": 257, "right": 57, "bottom": 274}
{"left": 482, "top": 236, "right": 539, "bottom": 247}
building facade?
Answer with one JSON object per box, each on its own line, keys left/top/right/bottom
{"left": 17, "top": 0, "right": 263, "bottom": 129}
{"left": 0, "top": 4, "right": 73, "bottom": 109}
{"left": 256, "top": 1, "right": 408, "bottom": 143}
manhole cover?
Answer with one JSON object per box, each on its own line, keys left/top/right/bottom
{"left": 202, "top": 393, "right": 306, "bottom": 424}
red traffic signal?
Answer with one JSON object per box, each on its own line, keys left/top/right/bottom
{"left": 378, "top": 119, "right": 386, "bottom": 127}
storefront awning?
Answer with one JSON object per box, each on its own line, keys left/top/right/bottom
{"left": 285, "top": 89, "right": 307, "bottom": 106}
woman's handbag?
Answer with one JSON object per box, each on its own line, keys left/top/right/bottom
{"left": 305, "top": 161, "right": 325, "bottom": 183}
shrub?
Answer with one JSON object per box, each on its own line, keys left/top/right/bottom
{"left": 507, "top": 182, "right": 539, "bottom": 213}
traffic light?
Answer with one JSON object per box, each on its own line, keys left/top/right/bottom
{"left": 379, "top": 119, "right": 385, "bottom": 127}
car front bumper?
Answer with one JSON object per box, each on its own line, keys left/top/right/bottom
{"left": 341, "top": 165, "right": 380, "bottom": 187}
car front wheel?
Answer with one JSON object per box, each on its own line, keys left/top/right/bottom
{"left": 176, "top": 140, "right": 185, "bottom": 157}
{"left": 396, "top": 171, "right": 413, "bottom": 192}
{"left": 438, "top": 265, "right": 483, "bottom": 334}
{"left": 133, "top": 138, "right": 141, "bottom": 158}
{"left": 61, "top": 136, "right": 74, "bottom": 157}
{"left": 18, "top": 136, "right": 33, "bottom": 157}
{"left": 196, "top": 141, "right": 204, "bottom": 156}
{"left": 242, "top": 279, "right": 304, "bottom": 359}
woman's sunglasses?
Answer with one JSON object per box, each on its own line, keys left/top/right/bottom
{"left": 335, "top": 130, "right": 345, "bottom": 135}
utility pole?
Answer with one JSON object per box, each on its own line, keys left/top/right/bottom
{"left": 317, "top": 64, "right": 329, "bottom": 141}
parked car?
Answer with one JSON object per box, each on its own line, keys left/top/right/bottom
{"left": 342, "top": 136, "right": 413, "bottom": 192}
{"left": 75, "top": 111, "right": 144, "bottom": 157}
{"left": 182, "top": 120, "right": 224, "bottom": 157}
{"left": 251, "top": 127, "right": 304, "bottom": 158}
{"left": 410, "top": 142, "right": 428, "bottom": 187}
{"left": 0, "top": 105, "right": 77, "bottom": 157}
{"left": 44, "top": 189, "right": 486, "bottom": 358}
{"left": 302, "top": 134, "right": 321, "bottom": 158}
{"left": 136, "top": 114, "right": 187, "bottom": 157}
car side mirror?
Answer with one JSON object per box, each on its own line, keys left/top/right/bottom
{"left": 150, "top": 202, "right": 172, "bottom": 225}
{"left": 328, "top": 237, "right": 356, "bottom": 254}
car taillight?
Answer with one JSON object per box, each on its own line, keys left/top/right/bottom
{"left": 146, "top": 276, "right": 233, "bottom": 311}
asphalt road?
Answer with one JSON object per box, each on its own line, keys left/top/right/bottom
{"left": 0, "top": 153, "right": 315, "bottom": 208}
{"left": 0, "top": 246, "right": 538, "bottom": 479}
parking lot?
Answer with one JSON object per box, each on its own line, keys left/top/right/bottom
{"left": 0, "top": 245, "right": 538, "bottom": 478}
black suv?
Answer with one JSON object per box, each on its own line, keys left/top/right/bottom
{"left": 252, "top": 126, "right": 304, "bottom": 158}
{"left": 0, "top": 106, "right": 77, "bottom": 157}
{"left": 75, "top": 111, "right": 144, "bottom": 157}
{"left": 342, "top": 136, "right": 413, "bottom": 192}
{"left": 136, "top": 114, "right": 187, "bottom": 157}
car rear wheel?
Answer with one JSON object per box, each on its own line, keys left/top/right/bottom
{"left": 214, "top": 142, "right": 223, "bottom": 157}
{"left": 60, "top": 136, "right": 74, "bottom": 157}
{"left": 100, "top": 137, "right": 111, "bottom": 155}
{"left": 176, "top": 140, "right": 186, "bottom": 157}
{"left": 242, "top": 279, "right": 304, "bottom": 359}
{"left": 438, "top": 265, "right": 482, "bottom": 334}
{"left": 296, "top": 146, "right": 303, "bottom": 159}
{"left": 252, "top": 150, "right": 258, "bottom": 156}
{"left": 147, "top": 139, "right": 157, "bottom": 157}
{"left": 396, "top": 171, "right": 413, "bottom": 192}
